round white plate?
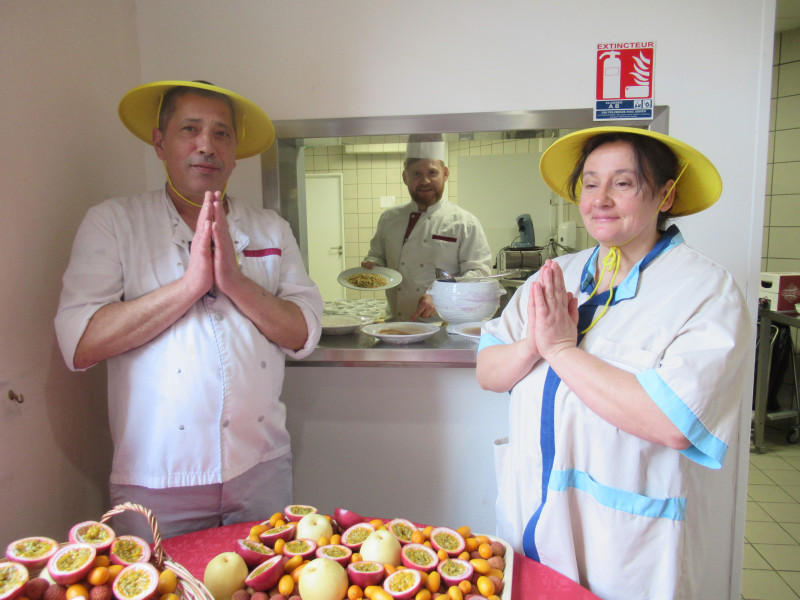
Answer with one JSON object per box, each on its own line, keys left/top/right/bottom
{"left": 321, "top": 314, "right": 373, "bottom": 335}
{"left": 361, "top": 322, "right": 440, "bottom": 344}
{"left": 449, "top": 321, "right": 484, "bottom": 340}
{"left": 338, "top": 267, "right": 402, "bottom": 291}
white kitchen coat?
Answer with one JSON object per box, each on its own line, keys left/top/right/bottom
{"left": 55, "top": 190, "right": 323, "bottom": 489}
{"left": 364, "top": 199, "right": 491, "bottom": 321}
{"left": 479, "top": 227, "right": 750, "bottom": 600}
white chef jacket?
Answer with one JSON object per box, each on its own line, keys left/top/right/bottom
{"left": 364, "top": 199, "right": 491, "bottom": 321}
{"left": 479, "top": 227, "right": 750, "bottom": 600}
{"left": 55, "top": 190, "right": 323, "bottom": 489}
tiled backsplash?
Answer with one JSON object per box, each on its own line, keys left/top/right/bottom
{"left": 764, "top": 28, "right": 800, "bottom": 273}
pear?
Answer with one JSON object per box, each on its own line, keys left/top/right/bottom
{"left": 202, "top": 552, "right": 248, "bottom": 600}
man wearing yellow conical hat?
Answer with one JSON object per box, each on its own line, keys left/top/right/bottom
{"left": 55, "top": 81, "right": 323, "bottom": 538}
{"left": 477, "top": 127, "right": 750, "bottom": 599}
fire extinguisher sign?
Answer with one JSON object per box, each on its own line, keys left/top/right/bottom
{"left": 594, "top": 41, "right": 655, "bottom": 121}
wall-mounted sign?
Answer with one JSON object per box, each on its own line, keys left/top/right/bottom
{"left": 595, "top": 41, "right": 655, "bottom": 121}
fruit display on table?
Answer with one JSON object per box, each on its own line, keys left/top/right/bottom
{"left": 203, "top": 505, "right": 508, "bottom": 600}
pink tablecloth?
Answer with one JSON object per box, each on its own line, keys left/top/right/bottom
{"left": 161, "top": 522, "right": 600, "bottom": 600}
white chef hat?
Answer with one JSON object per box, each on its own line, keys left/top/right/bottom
{"left": 405, "top": 133, "right": 446, "bottom": 162}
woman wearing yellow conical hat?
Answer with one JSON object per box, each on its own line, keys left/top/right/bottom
{"left": 476, "top": 127, "right": 750, "bottom": 599}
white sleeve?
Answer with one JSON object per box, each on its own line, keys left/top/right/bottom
{"left": 54, "top": 205, "right": 124, "bottom": 371}
{"left": 273, "top": 216, "right": 323, "bottom": 359}
{"left": 637, "top": 274, "right": 751, "bottom": 468}
{"left": 457, "top": 213, "right": 492, "bottom": 277}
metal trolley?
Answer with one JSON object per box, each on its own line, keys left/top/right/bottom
{"left": 753, "top": 307, "right": 800, "bottom": 452}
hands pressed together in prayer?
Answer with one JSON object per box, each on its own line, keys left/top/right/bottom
{"left": 475, "top": 259, "right": 579, "bottom": 393}
{"left": 527, "top": 260, "right": 579, "bottom": 362}
{"left": 185, "top": 190, "right": 244, "bottom": 300}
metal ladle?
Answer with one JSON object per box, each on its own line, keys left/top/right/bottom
{"left": 435, "top": 267, "right": 520, "bottom": 282}
{"left": 435, "top": 268, "right": 457, "bottom": 282}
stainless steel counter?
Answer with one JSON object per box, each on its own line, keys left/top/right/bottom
{"left": 286, "top": 324, "right": 479, "bottom": 367}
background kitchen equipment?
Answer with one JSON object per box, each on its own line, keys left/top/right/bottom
{"left": 511, "top": 213, "right": 537, "bottom": 249}
{"left": 497, "top": 248, "right": 544, "bottom": 273}
{"left": 760, "top": 272, "right": 800, "bottom": 311}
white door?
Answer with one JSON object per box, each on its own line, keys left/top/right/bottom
{"left": 305, "top": 173, "right": 345, "bottom": 301}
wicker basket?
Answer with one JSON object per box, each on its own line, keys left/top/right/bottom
{"left": 99, "top": 502, "right": 213, "bottom": 600}
{"left": 0, "top": 503, "right": 213, "bottom": 600}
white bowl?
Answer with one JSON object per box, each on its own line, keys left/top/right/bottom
{"left": 321, "top": 314, "right": 372, "bottom": 336}
{"left": 428, "top": 280, "right": 506, "bottom": 324}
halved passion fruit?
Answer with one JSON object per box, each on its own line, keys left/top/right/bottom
{"left": 386, "top": 518, "right": 417, "bottom": 545}
{"left": 111, "top": 562, "right": 158, "bottom": 600}
{"left": 0, "top": 562, "right": 29, "bottom": 600}
{"left": 314, "top": 544, "right": 352, "bottom": 567}
{"left": 109, "top": 536, "right": 151, "bottom": 566}
{"left": 47, "top": 543, "right": 96, "bottom": 586}
{"left": 382, "top": 568, "right": 422, "bottom": 600}
{"left": 257, "top": 522, "right": 296, "bottom": 546}
{"left": 68, "top": 522, "right": 115, "bottom": 554}
{"left": 283, "top": 504, "right": 317, "bottom": 523}
{"left": 340, "top": 522, "right": 375, "bottom": 550}
{"left": 429, "top": 527, "right": 465, "bottom": 557}
{"left": 281, "top": 539, "right": 317, "bottom": 561}
{"left": 333, "top": 507, "right": 366, "bottom": 531}
{"left": 244, "top": 555, "right": 285, "bottom": 592}
{"left": 400, "top": 543, "right": 439, "bottom": 573}
{"left": 5, "top": 537, "right": 58, "bottom": 570}
{"left": 436, "top": 558, "right": 474, "bottom": 587}
{"left": 233, "top": 539, "right": 275, "bottom": 568}
{"left": 345, "top": 561, "right": 385, "bottom": 588}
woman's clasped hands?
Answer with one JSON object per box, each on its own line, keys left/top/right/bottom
{"left": 528, "top": 260, "right": 579, "bottom": 362}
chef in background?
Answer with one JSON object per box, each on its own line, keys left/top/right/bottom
{"left": 361, "top": 134, "right": 491, "bottom": 321}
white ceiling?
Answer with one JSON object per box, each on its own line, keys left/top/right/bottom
{"left": 776, "top": 0, "right": 800, "bottom": 31}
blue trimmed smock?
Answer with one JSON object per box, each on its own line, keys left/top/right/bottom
{"left": 479, "top": 226, "right": 750, "bottom": 600}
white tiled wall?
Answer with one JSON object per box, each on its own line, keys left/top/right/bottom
{"left": 764, "top": 28, "right": 800, "bottom": 273}
{"left": 763, "top": 28, "right": 800, "bottom": 406}
{"left": 305, "top": 138, "right": 406, "bottom": 300}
